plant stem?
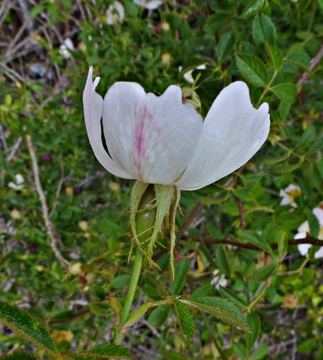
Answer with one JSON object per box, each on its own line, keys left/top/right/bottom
{"left": 114, "top": 248, "right": 143, "bottom": 345}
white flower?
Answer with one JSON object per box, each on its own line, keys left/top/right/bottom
{"left": 8, "top": 174, "right": 24, "bottom": 191}
{"left": 59, "top": 38, "right": 74, "bottom": 59}
{"left": 211, "top": 270, "right": 227, "bottom": 289}
{"left": 279, "top": 184, "right": 301, "bottom": 208}
{"left": 83, "top": 67, "right": 270, "bottom": 190}
{"left": 296, "top": 207, "right": 323, "bottom": 259}
{"left": 133, "top": 0, "right": 163, "bottom": 10}
{"left": 106, "top": 1, "right": 124, "bottom": 25}
{"left": 179, "top": 64, "right": 206, "bottom": 84}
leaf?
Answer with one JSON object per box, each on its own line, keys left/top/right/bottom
{"left": 319, "top": 0, "right": 323, "bottom": 9}
{"left": 215, "top": 246, "right": 230, "bottom": 276}
{"left": 89, "top": 303, "right": 109, "bottom": 317}
{"left": 181, "top": 296, "right": 250, "bottom": 332}
{"left": 287, "top": 52, "right": 310, "bottom": 70}
{"left": 249, "top": 342, "right": 268, "bottom": 360}
{"left": 233, "top": 342, "right": 248, "bottom": 359}
{"left": 236, "top": 53, "right": 268, "bottom": 87}
{"left": 109, "top": 274, "right": 131, "bottom": 289}
{"left": 204, "top": 13, "right": 229, "bottom": 35}
{"left": 245, "top": 313, "right": 261, "bottom": 351}
{"left": 76, "top": 343, "right": 135, "bottom": 359}
{"left": 122, "top": 302, "right": 155, "bottom": 329}
{"left": 179, "top": 57, "right": 205, "bottom": 78}
{"left": 218, "top": 286, "right": 248, "bottom": 308}
{"left": 107, "top": 296, "right": 122, "bottom": 325}
{"left": 272, "top": 159, "right": 303, "bottom": 174}
{"left": 240, "top": 230, "right": 272, "bottom": 253}
{"left": 0, "top": 351, "right": 38, "bottom": 360}
{"left": 171, "top": 259, "right": 190, "bottom": 294}
{"left": 295, "top": 125, "right": 317, "bottom": 150}
{"left": 0, "top": 300, "right": 58, "bottom": 356}
{"left": 271, "top": 83, "right": 297, "bottom": 104}
{"left": 297, "top": 338, "right": 316, "bottom": 353}
{"left": 265, "top": 44, "right": 283, "bottom": 71}
{"left": 252, "top": 14, "right": 276, "bottom": 47}
{"left": 174, "top": 300, "right": 195, "bottom": 343}
{"left": 253, "top": 264, "right": 277, "bottom": 282}
{"left": 306, "top": 208, "right": 320, "bottom": 238}
{"left": 148, "top": 305, "right": 171, "bottom": 328}
{"left": 277, "top": 231, "right": 288, "bottom": 258}
{"left": 241, "top": 0, "right": 265, "bottom": 19}
{"left": 216, "top": 33, "right": 235, "bottom": 64}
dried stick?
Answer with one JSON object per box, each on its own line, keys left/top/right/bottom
{"left": 296, "top": 43, "right": 323, "bottom": 88}
{"left": 25, "top": 135, "right": 68, "bottom": 268}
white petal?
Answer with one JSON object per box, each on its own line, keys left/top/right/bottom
{"left": 176, "top": 81, "right": 270, "bottom": 190}
{"left": 83, "top": 67, "right": 132, "bottom": 179}
{"left": 298, "top": 243, "right": 311, "bottom": 256}
{"left": 102, "top": 83, "right": 203, "bottom": 184}
{"left": 297, "top": 220, "right": 309, "bottom": 233}
{"left": 314, "top": 247, "right": 323, "bottom": 259}
{"left": 313, "top": 207, "right": 323, "bottom": 226}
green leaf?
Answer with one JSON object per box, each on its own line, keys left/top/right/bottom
{"left": 319, "top": 0, "right": 323, "bottom": 9}
{"left": 181, "top": 296, "right": 250, "bottom": 332}
{"left": 0, "top": 300, "right": 58, "bottom": 356}
{"left": 216, "top": 33, "right": 235, "bottom": 64}
{"left": 236, "top": 53, "right": 268, "bottom": 87}
{"left": 76, "top": 343, "right": 135, "bottom": 359}
{"left": 148, "top": 305, "right": 170, "bottom": 328}
{"left": 109, "top": 274, "right": 131, "bottom": 289}
{"left": 89, "top": 303, "right": 109, "bottom": 317}
{"left": 216, "top": 246, "right": 230, "bottom": 276}
{"left": 272, "top": 159, "right": 303, "bottom": 174}
{"left": 241, "top": 0, "right": 265, "bottom": 19}
{"left": 245, "top": 313, "right": 261, "bottom": 351}
{"left": 171, "top": 259, "right": 190, "bottom": 294}
{"left": 0, "top": 351, "right": 38, "bottom": 360}
{"left": 233, "top": 342, "right": 248, "bottom": 359}
{"left": 252, "top": 14, "right": 276, "bottom": 47}
{"left": 265, "top": 44, "right": 283, "bottom": 71}
{"left": 298, "top": 338, "right": 316, "bottom": 353}
{"left": 218, "top": 286, "right": 248, "bottom": 308}
{"left": 287, "top": 52, "right": 310, "bottom": 70}
{"left": 271, "top": 83, "right": 297, "bottom": 104}
{"left": 179, "top": 57, "right": 205, "bottom": 77}
{"left": 306, "top": 208, "right": 320, "bottom": 238}
{"left": 122, "top": 302, "right": 155, "bottom": 329}
{"left": 295, "top": 125, "right": 317, "bottom": 150}
{"left": 204, "top": 13, "right": 229, "bottom": 35}
{"left": 253, "top": 264, "right": 277, "bottom": 282}
{"left": 277, "top": 231, "right": 288, "bottom": 258}
{"left": 240, "top": 230, "right": 272, "bottom": 253}
{"left": 249, "top": 342, "right": 268, "bottom": 360}
{"left": 174, "top": 300, "right": 195, "bottom": 343}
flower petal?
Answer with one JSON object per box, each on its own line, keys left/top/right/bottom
{"left": 176, "top": 81, "right": 270, "bottom": 190}
{"left": 313, "top": 207, "right": 323, "bottom": 226}
{"left": 297, "top": 243, "right": 311, "bottom": 256}
{"left": 83, "top": 67, "right": 132, "bottom": 179}
{"left": 102, "top": 83, "right": 203, "bottom": 184}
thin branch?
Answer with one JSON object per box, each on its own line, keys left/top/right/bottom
{"left": 296, "top": 43, "right": 323, "bottom": 88}
{"left": 25, "top": 134, "right": 68, "bottom": 268}
{"left": 185, "top": 234, "right": 323, "bottom": 251}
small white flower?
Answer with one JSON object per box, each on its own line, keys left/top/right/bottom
{"left": 59, "top": 38, "right": 74, "bottom": 59}
{"left": 279, "top": 184, "right": 301, "bottom": 208}
{"left": 296, "top": 207, "right": 323, "bottom": 259}
{"left": 179, "top": 64, "right": 206, "bottom": 84}
{"left": 8, "top": 174, "right": 24, "bottom": 191}
{"left": 83, "top": 67, "right": 270, "bottom": 190}
{"left": 133, "top": 0, "right": 163, "bottom": 10}
{"left": 211, "top": 269, "right": 227, "bottom": 289}
{"left": 106, "top": 1, "right": 125, "bottom": 25}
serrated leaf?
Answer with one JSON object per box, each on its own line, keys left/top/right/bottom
{"left": 171, "top": 259, "right": 190, "bottom": 295}
{"left": 272, "top": 159, "right": 303, "bottom": 174}
{"left": 265, "top": 43, "right": 283, "bottom": 71}
{"left": 76, "top": 343, "right": 134, "bottom": 359}
{"left": 295, "top": 125, "right": 316, "bottom": 150}
{"left": 218, "top": 286, "right": 247, "bottom": 308}
{"left": 240, "top": 230, "right": 272, "bottom": 253}
{"left": 215, "top": 247, "right": 230, "bottom": 276}
{"left": 216, "top": 33, "right": 235, "bottom": 64}
{"left": 156, "top": 284, "right": 170, "bottom": 299}
{"left": 277, "top": 231, "right": 288, "bottom": 258}
{"left": 253, "top": 264, "right": 277, "bottom": 282}
{"left": 204, "top": 13, "right": 229, "bottom": 35}
{"left": 249, "top": 342, "right": 268, "bottom": 360}
{"left": 0, "top": 300, "right": 58, "bottom": 356}
{"left": 181, "top": 296, "right": 250, "bottom": 332}
{"left": 287, "top": 52, "right": 310, "bottom": 70}
{"left": 245, "top": 313, "right": 261, "bottom": 351}
{"left": 252, "top": 14, "right": 276, "bottom": 47}
{"left": 306, "top": 208, "right": 320, "bottom": 238}
{"left": 122, "top": 301, "right": 155, "bottom": 329}
{"left": 0, "top": 351, "right": 38, "bottom": 360}
{"left": 240, "top": 0, "right": 265, "bottom": 19}
{"left": 148, "top": 305, "right": 170, "bottom": 328}
{"left": 271, "top": 83, "right": 297, "bottom": 104}
{"left": 236, "top": 53, "right": 268, "bottom": 87}
{"left": 174, "top": 300, "right": 195, "bottom": 343}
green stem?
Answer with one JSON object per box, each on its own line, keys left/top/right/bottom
{"left": 114, "top": 248, "right": 143, "bottom": 345}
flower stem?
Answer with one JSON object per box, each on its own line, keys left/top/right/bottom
{"left": 114, "top": 248, "right": 143, "bottom": 345}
